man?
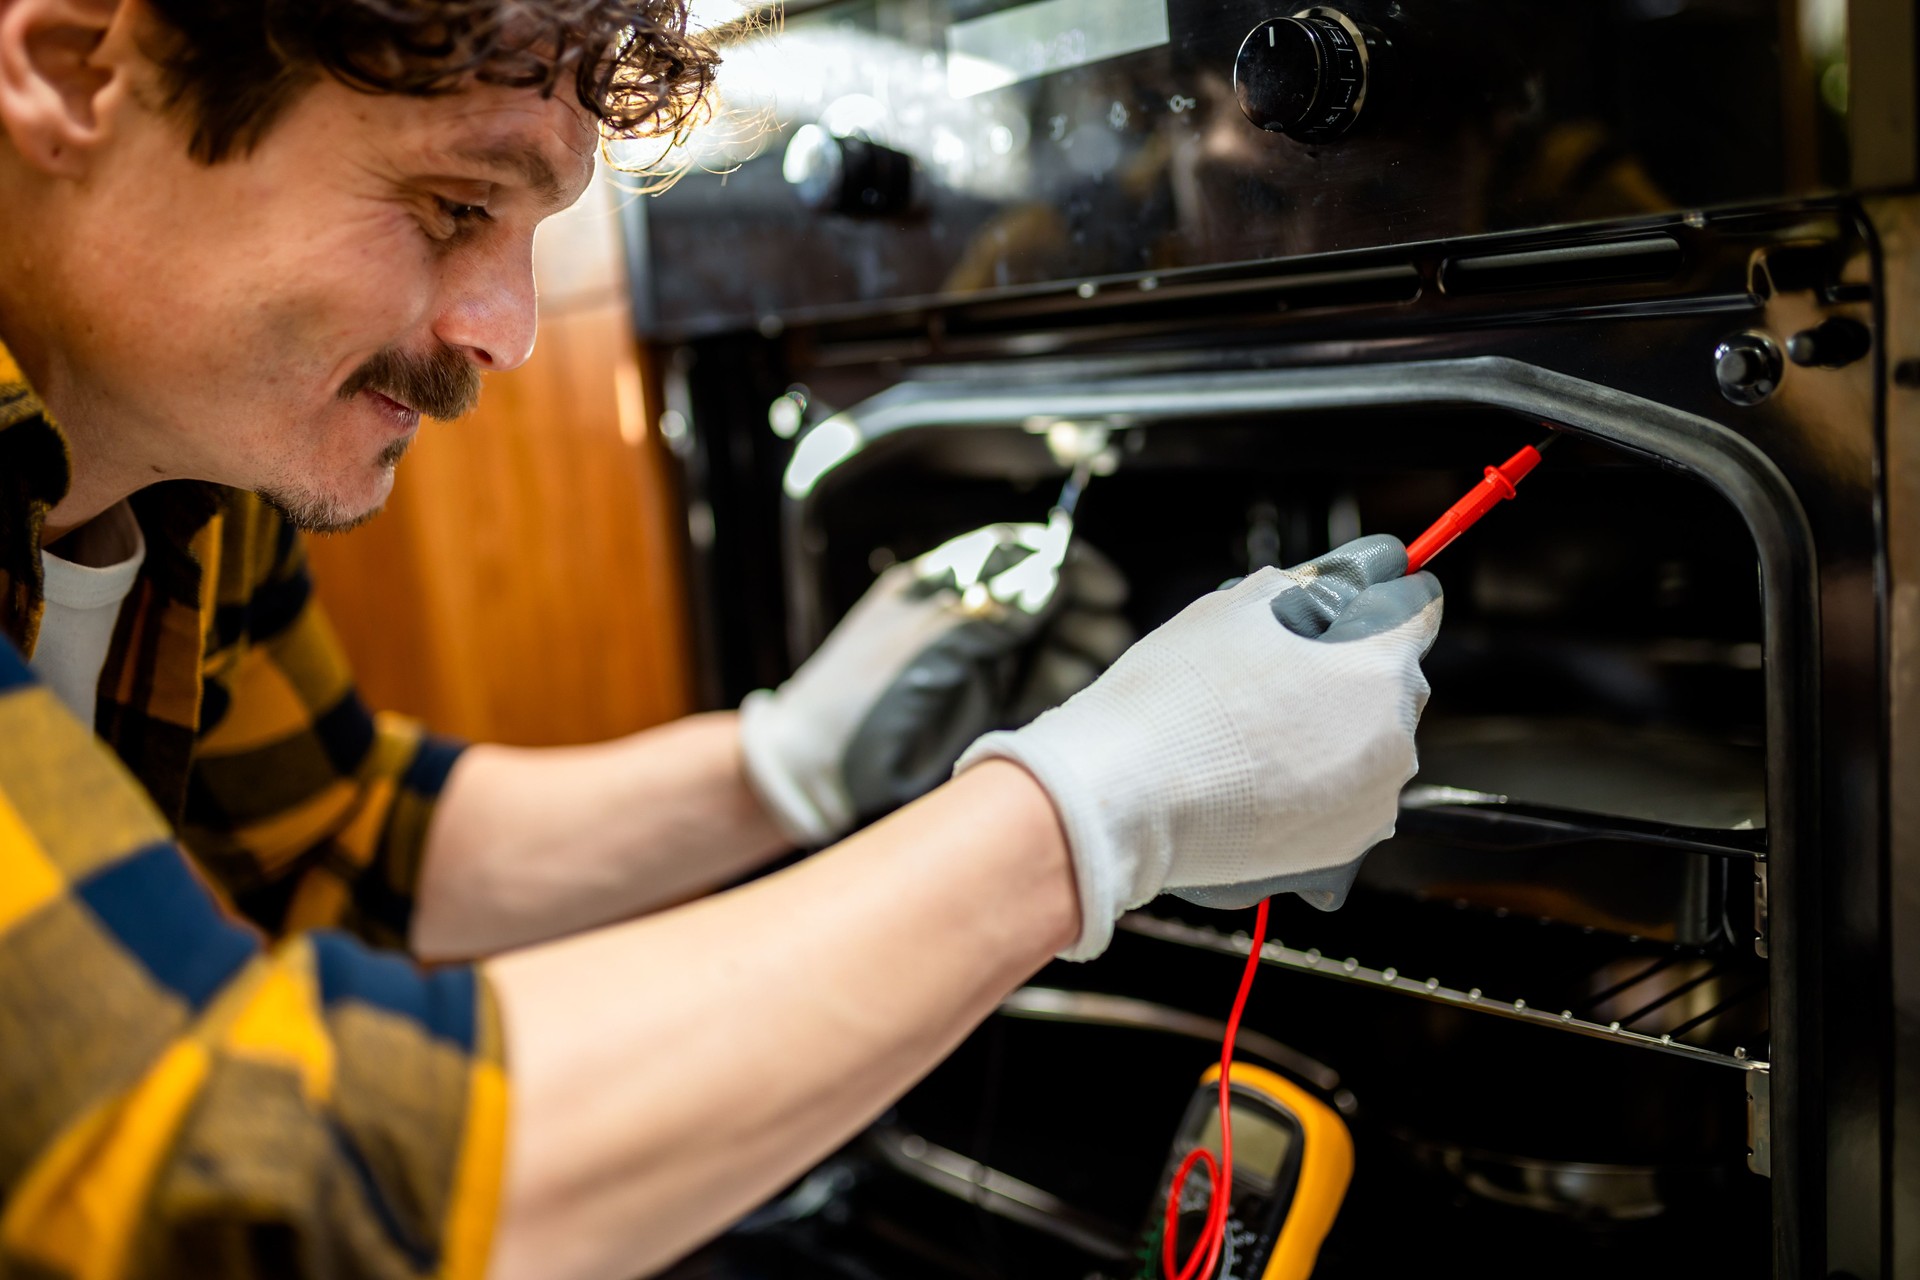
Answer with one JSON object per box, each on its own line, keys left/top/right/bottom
{"left": 0, "top": 2, "right": 1443, "bottom": 1278}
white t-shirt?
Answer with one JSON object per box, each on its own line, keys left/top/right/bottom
{"left": 30, "top": 502, "right": 147, "bottom": 723}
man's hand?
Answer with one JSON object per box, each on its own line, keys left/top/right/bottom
{"left": 739, "top": 519, "right": 1130, "bottom": 846}
{"left": 959, "top": 533, "right": 1443, "bottom": 959}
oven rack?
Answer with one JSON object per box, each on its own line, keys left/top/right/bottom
{"left": 1119, "top": 909, "right": 1770, "bottom": 1072}
{"left": 1396, "top": 787, "right": 1766, "bottom": 860}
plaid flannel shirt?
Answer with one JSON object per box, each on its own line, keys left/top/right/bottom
{"left": 0, "top": 338, "right": 507, "bottom": 1278}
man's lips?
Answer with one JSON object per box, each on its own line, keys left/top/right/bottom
{"left": 361, "top": 389, "right": 422, "bottom": 432}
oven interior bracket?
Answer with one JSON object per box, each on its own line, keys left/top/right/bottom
{"left": 1748, "top": 1068, "right": 1773, "bottom": 1178}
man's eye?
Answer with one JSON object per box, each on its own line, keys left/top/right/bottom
{"left": 433, "top": 198, "right": 494, "bottom": 234}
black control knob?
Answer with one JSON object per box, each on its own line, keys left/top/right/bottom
{"left": 782, "top": 125, "right": 914, "bottom": 218}
{"left": 1714, "top": 333, "right": 1784, "bottom": 406}
{"left": 1785, "top": 317, "right": 1871, "bottom": 369}
{"left": 1235, "top": 8, "right": 1374, "bottom": 142}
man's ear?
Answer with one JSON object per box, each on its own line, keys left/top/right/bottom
{"left": 0, "top": 0, "right": 129, "bottom": 177}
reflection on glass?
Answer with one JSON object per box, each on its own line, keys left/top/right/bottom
{"left": 621, "top": 19, "right": 1035, "bottom": 199}
{"left": 947, "top": 0, "right": 1172, "bottom": 98}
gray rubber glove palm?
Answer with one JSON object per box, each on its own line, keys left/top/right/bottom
{"left": 740, "top": 520, "right": 1132, "bottom": 846}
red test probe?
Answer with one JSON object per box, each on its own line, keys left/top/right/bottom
{"left": 1405, "top": 434, "right": 1557, "bottom": 573}
{"left": 1160, "top": 433, "right": 1556, "bottom": 1280}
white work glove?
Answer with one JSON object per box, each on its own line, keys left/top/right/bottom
{"left": 740, "top": 519, "right": 1132, "bottom": 846}
{"left": 957, "top": 534, "right": 1443, "bottom": 960}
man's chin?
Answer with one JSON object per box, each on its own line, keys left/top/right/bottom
{"left": 258, "top": 471, "right": 394, "bottom": 535}
{"left": 259, "top": 489, "right": 387, "bottom": 535}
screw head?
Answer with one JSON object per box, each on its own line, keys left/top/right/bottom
{"left": 1714, "top": 333, "right": 1784, "bottom": 406}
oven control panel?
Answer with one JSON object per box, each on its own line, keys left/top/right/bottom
{"left": 630, "top": 0, "right": 1839, "bottom": 336}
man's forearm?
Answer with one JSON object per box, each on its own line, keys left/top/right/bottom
{"left": 411, "top": 712, "right": 792, "bottom": 960}
{"left": 482, "top": 759, "right": 1077, "bottom": 1280}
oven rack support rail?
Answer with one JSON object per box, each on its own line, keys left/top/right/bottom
{"left": 1119, "top": 912, "right": 1771, "bottom": 1073}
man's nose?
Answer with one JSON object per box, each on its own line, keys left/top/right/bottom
{"left": 433, "top": 239, "right": 539, "bottom": 374}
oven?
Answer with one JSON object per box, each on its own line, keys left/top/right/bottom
{"left": 621, "top": 1, "right": 1918, "bottom": 1275}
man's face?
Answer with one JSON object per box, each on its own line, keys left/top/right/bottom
{"left": 41, "top": 57, "right": 597, "bottom": 530}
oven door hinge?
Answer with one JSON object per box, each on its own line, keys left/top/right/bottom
{"left": 1746, "top": 1068, "right": 1772, "bottom": 1177}
{"left": 1752, "top": 860, "right": 1769, "bottom": 958}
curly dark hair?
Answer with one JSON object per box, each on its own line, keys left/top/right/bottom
{"left": 140, "top": 0, "right": 721, "bottom": 164}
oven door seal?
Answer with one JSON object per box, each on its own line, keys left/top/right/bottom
{"left": 780, "top": 353, "right": 1821, "bottom": 1273}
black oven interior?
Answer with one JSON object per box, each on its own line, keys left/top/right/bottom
{"left": 682, "top": 927, "right": 1770, "bottom": 1279}
{"left": 851, "top": 948, "right": 1771, "bottom": 1280}
{"left": 661, "top": 399, "right": 1776, "bottom": 1279}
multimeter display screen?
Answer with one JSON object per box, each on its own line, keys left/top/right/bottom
{"left": 1194, "top": 1107, "right": 1295, "bottom": 1189}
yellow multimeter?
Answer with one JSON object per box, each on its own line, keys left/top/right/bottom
{"left": 1137, "top": 1062, "right": 1354, "bottom": 1280}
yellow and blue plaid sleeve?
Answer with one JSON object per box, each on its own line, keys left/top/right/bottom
{"left": 184, "top": 498, "right": 466, "bottom": 948}
{"left": 0, "top": 640, "right": 508, "bottom": 1280}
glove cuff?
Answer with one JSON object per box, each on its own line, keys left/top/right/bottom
{"left": 738, "top": 690, "right": 848, "bottom": 848}
{"left": 956, "top": 728, "right": 1125, "bottom": 962}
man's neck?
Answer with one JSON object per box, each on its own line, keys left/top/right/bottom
{"left": 44, "top": 430, "right": 153, "bottom": 544}
{"left": 45, "top": 500, "right": 140, "bottom": 568}
{"left": 0, "top": 300, "right": 175, "bottom": 544}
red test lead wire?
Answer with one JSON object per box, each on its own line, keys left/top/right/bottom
{"left": 1404, "top": 435, "right": 1556, "bottom": 574}
{"left": 1162, "top": 897, "right": 1270, "bottom": 1280}
{"left": 1159, "top": 436, "right": 1553, "bottom": 1278}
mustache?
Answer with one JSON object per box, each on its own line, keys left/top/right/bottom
{"left": 338, "top": 345, "right": 482, "bottom": 421}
